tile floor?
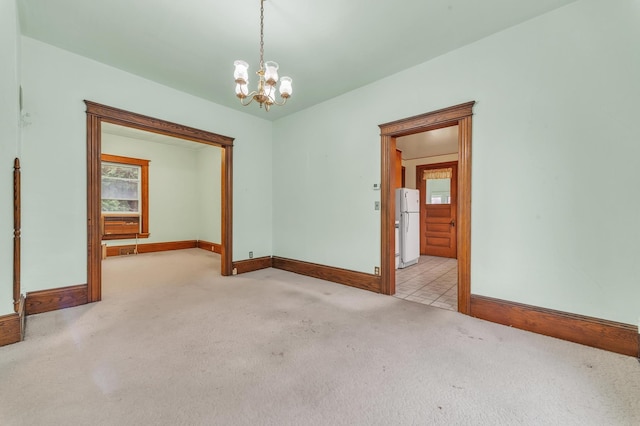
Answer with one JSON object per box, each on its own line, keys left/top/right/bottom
{"left": 394, "top": 255, "right": 458, "bottom": 311}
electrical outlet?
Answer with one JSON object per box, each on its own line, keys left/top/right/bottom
{"left": 374, "top": 266, "right": 380, "bottom": 275}
{"left": 374, "top": 201, "right": 380, "bottom": 210}
{"left": 249, "top": 251, "right": 253, "bottom": 259}
{"left": 119, "top": 247, "right": 136, "bottom": 255}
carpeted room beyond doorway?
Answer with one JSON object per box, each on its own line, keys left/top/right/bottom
{"left": 1, "top": 249, "right": 639, "bottom": 425}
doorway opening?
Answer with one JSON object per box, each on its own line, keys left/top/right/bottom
{"left": 379, "top": 101, "right": 474, "bottom": 314}
{"left": 99, "top": 123, "right": 222, "bottom": 252}
{"left": 394, "top": 125, "right": 459, "bottom": 310}
{"left": 85, "top": 101, "right": 234, "bottom": 303}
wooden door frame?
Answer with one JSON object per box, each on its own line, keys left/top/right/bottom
{"left": 379, "top": 101, "right": 474, "bottom": 314}
{"left": 85, "top": 101, "right": 234, "bottom": 303}
{"left": 417, "top": 161, "right": 458, "bottom": 258}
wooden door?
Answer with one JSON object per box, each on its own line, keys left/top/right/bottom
{"left": 395, "top": 149, "right": 403, "bottom": 189}
{"left": 417, "top": 162, "right": 457, "bottom": 258}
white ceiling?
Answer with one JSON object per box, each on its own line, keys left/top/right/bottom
{"left": 17, "top": 0, "right": 577, "bottom": 121}
{"left": 396, "top": 126, "right": 458, "bottom": 160}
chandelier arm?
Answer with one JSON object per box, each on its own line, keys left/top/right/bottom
{"left": 239, "top": 91, "right": 259, "bottom": 106}
{"left": 269, "top": 97, "right": 288, "bottom": 107}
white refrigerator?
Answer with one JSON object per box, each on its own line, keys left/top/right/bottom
{"left": 396, "top": 188, "right": 420, "bottom": 269}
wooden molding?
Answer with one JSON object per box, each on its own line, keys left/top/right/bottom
{"left": 101, "top": 153, "right": 150, "bottom": 239}
{"left": 102, "top": 232, "right": 150, "bottom": 241}
{"left": 85, "top": 101, "right": 234, "bottom": 147}
{"left": 233, "top": 256, "right": 273, "bottom": 274}
{"left": 379, "top": 102, "right": 475, "bottom": 136}
{"left": 197, "top": 240, "right": 222, "bottom": 254}
{"left": 101, "top": 153, "right": 149, "bottom": 166}
{"left": 380, "top": 134, "right": 395, "bottom": 295}
{"left": 25, "top": 284, "right": 88, "bottom": 316}
{"left": 13, "top": 158, "right": 21, "bottom": 313}
{"left": 379, "top": 101, "right": 475, "bottom": 314}
{"left": 18, "top": 295, "right": 25, "bottom": 341}
{"left": 86, "top": 100, "right": 234, "bottom": 301}
{"left": 87, "top": 111, "right": 102, "bottom": 302}
{"left": 470, "top": 295, "right": 639, "bottom": 357}
{"left": 457, "top": 117, "right": 473, "bottom": 314}
{"left": 221, "top": 144, "right": 233, "bottom": 276}
{"left": 272, "top": 257, "right": 381, "bottom": 293}
{"left": 0, "top": 313, "right": 21, "bottom": 347}
{"left": 106, "top": 240, "right": 198, "bottom": 257}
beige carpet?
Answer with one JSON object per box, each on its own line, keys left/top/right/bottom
{"left": 1, "top": 249, "right": 639, "bottom": 425}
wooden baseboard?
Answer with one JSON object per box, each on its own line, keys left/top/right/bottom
{"left": 197, "top": 240, "right": 222, "bottom": 254}
{"left": 25, "top": 284, "right": 88, "bottom": 316}
{"left": 272, "top": 256, "right": 381, "bottom": 293}
{"left": 18, "top": 295, "right": 25, "bottom": 340}
{"left": 233, "top": 256, "right": 273, "bottom": 274}
{"left": 0, "top": 313, "right": 21, "bottom": 347}
{"left": 106, "top": 240, "right": 198, "bottom": 257}
{"left": 470, "top": 295, "right": 639, "bottom": 357}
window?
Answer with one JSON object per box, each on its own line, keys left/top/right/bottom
{"left": 102, "top": 162, "right": 140, "bottom": 213}
{"left": 423, "top": 168, "right": 452, "bottom": 205}
{"left": 101, "top": 154, "right": 150, "bottom": 240}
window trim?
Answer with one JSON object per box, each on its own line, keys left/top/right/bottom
{"left": 101, "top": 153, "right": 150, "bottom": 240}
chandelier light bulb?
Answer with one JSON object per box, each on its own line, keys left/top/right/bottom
{"left": 235, "top": 83, "right": 248, "bottom": 98}
{"left": 279, "top": 77, "right": 293, "bottom": 98}
{"left": 264, "top": 61, "right": 279, "bottom": 86}
{"left": 233, "top": 60, "right": 249, "bottom": 84}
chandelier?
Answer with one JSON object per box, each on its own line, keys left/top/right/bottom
{"left": 233, "top": 0, "right": 292, "bottom": 111}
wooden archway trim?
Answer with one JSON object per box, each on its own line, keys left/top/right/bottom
{"left": 13, "top": 158, "right": 21, "bottom": 312}
{"left": 379, "top": 101, "right": 475, "bottom": 314}
{"left": 85, "top": 101, "right": 234, "bottom": 303}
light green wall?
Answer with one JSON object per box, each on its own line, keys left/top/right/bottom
{"left": 0, "top": 0, "right": 20, "bottom": 315}
{"left": 6, "top": 0, "right": 639, "bottom": 326}
{"left": 102, "top": 134, "right": 205, "bottom": 245}
{"left": 273, "top": 0, "right": 640, "bottom": 325}
{"left": 196, "top": 146, "right": 222, "bottom": 244}
{"left": 273, "top": 105, "right": 381, "bottom": 273}
{"left": 18, "top": 36, "right": 273, "bottom": 295}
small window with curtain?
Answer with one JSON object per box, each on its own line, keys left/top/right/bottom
{"left": 423, "top": 167, "right": 452, "bottom": 205}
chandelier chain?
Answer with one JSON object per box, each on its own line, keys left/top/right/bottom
{"left": 259, "top": 0, "right": 265, "bottom": 71}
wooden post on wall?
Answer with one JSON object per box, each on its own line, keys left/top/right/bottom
{"left": 380, "top": 135, "right": 396, "bottom": 295}
{"left": 86, "top": 112, "right": 102, "bottom": 303}
{"left": 221, "top": 145, "right": 233, "bottom": 276}
{"left": 13, "top": 158, "right": 21, "bottom": 312}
